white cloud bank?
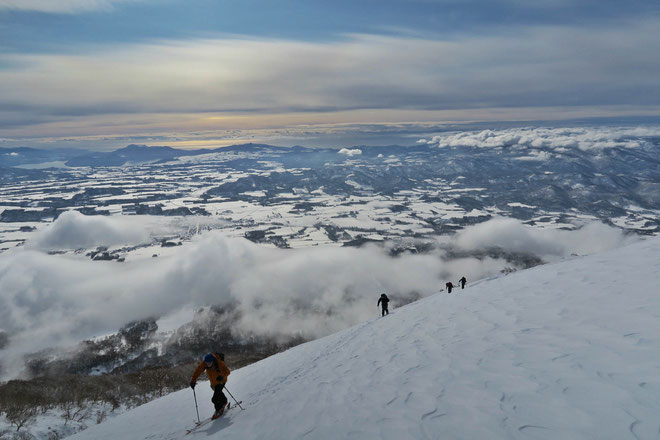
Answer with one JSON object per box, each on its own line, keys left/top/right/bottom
{"left": 421, "top": 126, "right": 660, "bottom": 152}
{"left": 338, "top": 148, "right": 362, "bottom": 156}
{"left": 0, "top": 217, "right": 638, "bottom": 379}
{"left": 26, "top": 210, "right": 151, "bottom": 250}
{"left": 452, "top": 217, "right": 637, "bottom": 259}
{"left": 0, "top": 233, "right": 462, "bottom": 378}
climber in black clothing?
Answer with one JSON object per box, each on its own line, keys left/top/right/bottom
{"left": 377, "top": 293, "right": 390, "bottom": 316}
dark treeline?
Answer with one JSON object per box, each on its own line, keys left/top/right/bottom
{"left": 0, "top": 347, "right": 283, "bottom": 440}
{"left": 0, "top": 348, "right": 286, "bottom": 439}
{"left": 0, "top": 363, "right": 194, "bottom": 437}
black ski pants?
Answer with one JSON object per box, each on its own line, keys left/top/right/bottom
{"left": 212, "top": 384, "right": 228, "bottom": 411}
{"left": 381, "top": 305, "right": 389, "bottom": 316}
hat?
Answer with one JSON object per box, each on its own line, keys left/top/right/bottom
{"left": 204, "top": 353, "right": 215, "bottom": 364}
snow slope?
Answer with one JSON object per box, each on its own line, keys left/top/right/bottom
{"left": 70, "top": 237, "right": 660, "bottom": 440}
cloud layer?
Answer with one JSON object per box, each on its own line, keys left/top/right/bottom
{"left": 0, "top": 233, "right": 457, "bottom": 378}
{"left": 339, "top": 148, "right": 362, "bottom": 156}
{"left": 2, "top": 18, "right": 660, "bottom": 139}
{"left": 419, "top": 126, "right": 660, "bottom": 153}
{"left": 0, "top": 215, "right": 638, "bottom": 379}
{"left": 26, "top": 210, "right": 152, "bottom": 250}
{"left": 453, "top": 218, "right": 636, "bottom": 258}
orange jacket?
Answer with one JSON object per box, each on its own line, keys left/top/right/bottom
{"left": 191, "top": 353, "right": 230, "bottom": 389}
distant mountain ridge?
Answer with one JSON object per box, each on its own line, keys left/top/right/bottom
{"left": 2, "top": 140, "right": 659, "bottom": 233}
{"left": 0, "top": 143, "right": 306, "bottom": 168}
{"left": 0, "top": 147, "right": 88, "bottom": 167}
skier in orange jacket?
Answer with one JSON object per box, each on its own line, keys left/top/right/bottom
{"left": 190, "top": 353, "right": 231, "bottom": 419}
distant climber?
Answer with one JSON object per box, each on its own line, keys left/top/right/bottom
{"left": 445, "top": 282, "right": 454, "bottom": 293}
{"left": 459, "top": 276, "right": 467, "bottom": 289}
{"left": 190, "top": 352, "right": 231, "bottom": 419}
{"left": 377, "top": 293, "right": 390, "bottom": 316}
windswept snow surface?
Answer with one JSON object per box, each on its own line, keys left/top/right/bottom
{"left": 70, "top": 238, "right": 660, "bottom": 440}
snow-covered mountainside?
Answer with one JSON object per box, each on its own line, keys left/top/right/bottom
{"left": 70, "top": 237, "right": 660, "bottom": 440}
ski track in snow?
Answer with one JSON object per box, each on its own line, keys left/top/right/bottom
{"left": 69, "top": 237, "right": 660, "bottom": 440}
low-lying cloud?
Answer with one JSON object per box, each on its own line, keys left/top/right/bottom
{"left": 339, "top": 148, "right": 362, "bottom": 157}
{"left": 0, "top": 233, "right": 460, "bottom": 378}
{"left": 26, "top": 210, "right": 152, "bottom": 250}
{"left": 420, "top": 126, "right": 660, "bottom": 153}
{"left": 0, "top": 217, "right": 640, "bottom": 379}
{"left": 452, "top": 217, "right": 637, "bottom": 259}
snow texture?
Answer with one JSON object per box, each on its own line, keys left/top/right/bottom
{"left": 69, "top": 237, "right": 660, "bottom": 440}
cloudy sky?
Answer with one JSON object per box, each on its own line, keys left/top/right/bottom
{"left": 1, "top": 0, "right": 659, "bottom": 149}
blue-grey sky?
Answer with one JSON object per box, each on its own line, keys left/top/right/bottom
{"left": 1, "top": 0, "right": 659, "bottom": 149}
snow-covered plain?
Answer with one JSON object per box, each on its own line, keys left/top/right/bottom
{"left": 69, "top": 237, "right": 660, "bottom": 440}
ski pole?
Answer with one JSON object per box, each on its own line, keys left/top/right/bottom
{"left": 192, "top": 388, "right": 200, "bottom": 423}
{"left": 224, "top": 385, "right": 245, "bottom": 410}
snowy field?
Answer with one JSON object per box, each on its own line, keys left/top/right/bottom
{"left": 3, "top": 133, "right": 660, "bottom": 256}
{"left": 69, "top": 236, "right": 660, "bottom": 440}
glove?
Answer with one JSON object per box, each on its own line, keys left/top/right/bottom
{"left": 190, "top": 381, "right": 196, "bottom": 389}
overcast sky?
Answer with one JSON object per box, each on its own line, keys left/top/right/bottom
{"left": 1, "top": 0, "right": 659, "bottom": 149}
